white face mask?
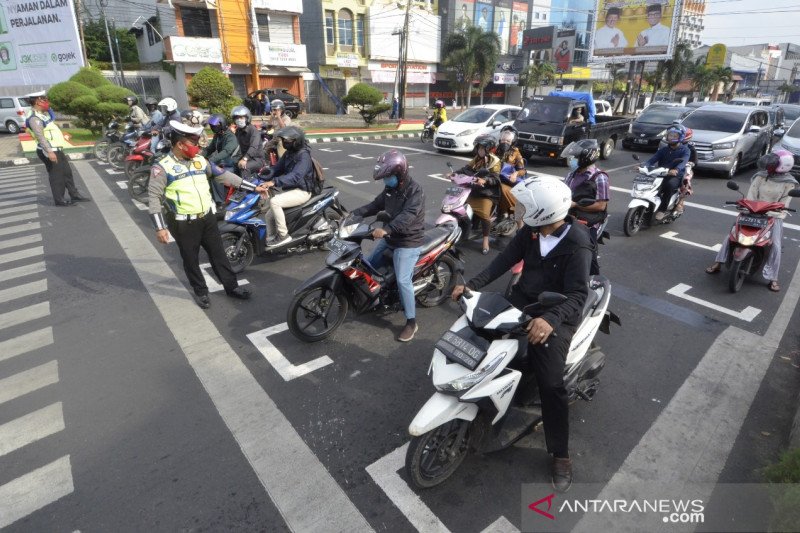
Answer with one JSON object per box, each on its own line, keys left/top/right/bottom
{"left": 235, "top": 118, "right": 247, "bottom": 128}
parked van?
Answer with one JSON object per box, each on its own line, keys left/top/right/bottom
{"left": 0, "top": 96, "right": 31, "bottom": 134}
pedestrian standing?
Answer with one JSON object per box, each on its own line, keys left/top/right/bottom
{"left": 25, "top": 90, "right": 90, "bottom": 206}
{"left": 390, "top": 97, "right": 399, "bottom": 119}
{"left": 148, "top": 120, "right": 267, "bottom": 309}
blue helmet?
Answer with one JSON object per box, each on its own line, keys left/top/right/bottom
{"left": 665, "top": 125, "right": 686, "bottom": 144}
{"left": 207, "top": 113, "right": 227, "bottom": 134}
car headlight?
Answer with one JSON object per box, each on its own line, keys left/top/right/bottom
{"left": 457, "top": 129, "right": 478, "bottom": 137}
{"left": 437, "top": 353, "right": 506, "bottom": 392}
{"left": 656, "top": 129, "right": 666, "bottom": 138}
{"left": 713, "top": 142, "right": 735, "bottom": 150}
{"left": 628, "top": 124, "right": 633, "bottom": 134}
{"left": 549, "top": 136, "right": 563, "bottom": 144}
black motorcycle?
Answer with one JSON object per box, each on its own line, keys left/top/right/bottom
{"left": 93, "top": 121, "right": 122, "bottom": 161}
{"left": 420, "top": 114, "right": 436, "bottom": 143}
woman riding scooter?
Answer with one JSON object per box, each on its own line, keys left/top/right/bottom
{"left": 706, "top": 150, "right": 797, "bottom": 292}
{"left": 496, "top": 127, "right": 525, "bottom": 227}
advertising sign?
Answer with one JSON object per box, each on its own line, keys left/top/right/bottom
{"left": 259, "top": 42, "right": 307, "bottom": 67}
{"left": 494, "top": 0, "right": 511, "bottom": 55}
{"left": 493, "top": 72, "right": 519, "bottom": 85}
{"left": 522, "top": 26, "right": 555, "bottom": 52}
{"left": 590, "top": 0, "right": 681, "bottom": 62}
{"left": 553, "top": 28, "right": 576, "bottom": 74}
{"left": 509, "top": 2, "right": 527, "bottom": 54}
{"left": 452, "top": 0, "right": 475, "bottom": 31}
{"left": 474, "top": 0, "right": 493, "bottom": 33}
{"left": 336, "top": 52, "right": 359, "bottom": 68}
{"left": 0, "top": 0, "right": 84, "bottom": 87}
{"left": 705, "top": 43, "right": 727, "bottom": 69}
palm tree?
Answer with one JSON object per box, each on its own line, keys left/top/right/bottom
{"left": 442, "top": 27, "right": 501, "bottom": 109}
{"left": 660, "top": 42, "right": 694, "bottom": 96}
{"left": 691, "top": 65, "right": 716, "bottom": 100}
{"left": 525, "top": 62, "right": 556, "bottom": 96}
{"left": 709, "top": 66, "right": 733, "bottom": 101}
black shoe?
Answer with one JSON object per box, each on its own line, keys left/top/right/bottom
{"left": 226, "top": 286, "right": 251, "bottom": 300}
{"left": 551, "top": 457, "right": 573, "bottom": 493}
{"left": 54, "top": 200, "right": 75, "bottom": 207}
{"left": 193, "top": 293, "right": 211, "bottom": 309}
{"left": 396, "top": 321, "right": 418, "bottom": 342}
{"left": 71, "top": 195, "right": 91, "bottom": 202}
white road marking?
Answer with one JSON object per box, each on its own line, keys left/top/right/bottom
{"left": 0, "top": 191, "right": 37, "bottom": 200}
{"left": 199, "top": 263, "right": 247, "bottom": 292}
{"left": 0, "top": 262, "right": 45, "bottom": 283}
{"left": 317, "top": 148, "right": 342, "bottom": 152}
{"left": 0, "top": 455, "right": 74, "bottom": 529}
{"left": 427, "top": 173, "right": 449, "bottom": 182}
{"left": 0, "top": 212, "right": 39, "bottom": 225}
{"left": 480, "top": 516, "right": 520, "bottom": 533}
{"left": 0, "top": 171, "right": 38, "bottom": 179}
{"left": 0, "top": 234, "right": 42, "bottom": 251}
{"left": 660, "top": 231, "right": 722, "bottom": 252}
{"left": 116, "top": 181, "right": 128, "bottom": 190}
{"left": 105, "top": 168, "right": 123, "bottom": 175}
{"left": 0, "top": 205, "right": 38, "bottom": 217}
{"left": 322, "top": 167, "right": 329, "bottom": 170}
{"left": 336, "top": 174, "right": 369, "bottom": 185}
{"left": 349, "top": 140, "right": 473, "bottom": 162}
{"left": 247, "top": 323, "right": 333, "bottom": 381}
{"left": 0, "top": 403, "right": 65, "bottom": 458}
{"left": 0, "top": 361, "right": 59, "bottom": 405}
{"left": 0, "top": 197, "right": 37, "bottom": 209}
{"left": 0, "top": 184, "right": 43, "bottom": 193}
{"left": 131, "top": 199, "right": 148, "bottom": 211}
{"left": 0, "top": 279, "right": 48, "bottom": 304}
{"left": 0, "top": 221, "right": 41, "bottom": 237}
{"left": 75, "top": 161, "right": 373, "bottom": 533}
{"left": 604, "top": 162, "right": 639, "bottom": 173}
{"left": 667, "top": 283, "right": 760, "bottom": 321}
{"left": 0, "top": 178, "right": 39, "bottom": 187}
{"left": 0, "top": 301, "right": 50, "bottom": 332}
{"left": 348, "top": 153, "right": 375, "bottom": 160}
{"left": 0, "top": 327, "right": 53, "bottom": 363}
{"left": 0, "top": 246, "right": 43, "bottom": 265}
{"left": 366, "top": 443, "right": 450, "bottom": 532}
{"left": 96, "top": 161, "right": 109, "bottom": 165}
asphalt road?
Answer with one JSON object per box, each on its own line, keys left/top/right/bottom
{"left": 1, "top": 139, "right": 799, "bottom": 532}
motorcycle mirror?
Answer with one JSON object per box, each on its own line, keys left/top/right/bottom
{"left": 726, "top": 180, "right": 740, "bottom": 191}
{"left": 789, "top": 188, "right": 800, "bottom": 198}
{"left": 538, "top": 291, "right": 568, "bottom": 307}
{"left": 577, "top": 198, "right": 595, "bottom": 207}
{"left": 376, "top": 211, "right": 391, "bottom": 224}
{"left": 632, "top": 154, "right": 640, "bottom": 161}
{"left": 446, "top": 162, "right": 454, "bottom": 171}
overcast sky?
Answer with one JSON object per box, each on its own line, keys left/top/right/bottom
{"left": 701, "top": 0, "right": 800, "bottom": 47}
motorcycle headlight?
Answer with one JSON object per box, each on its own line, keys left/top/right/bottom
{"left": 437, "top": 353, "right": 506, "bottom": 392}
{"left": 737, "top": 234, "right": 757, "bottom": 246}
{"left": 457, "top": 129, "right": 478, "bottom": 137}
{"left": 441, "top": 204, "right": 452, "bottom": 213}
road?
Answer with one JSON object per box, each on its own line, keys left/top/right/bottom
{"left": 1, "top": 139, "right": 799, "bottom": 532}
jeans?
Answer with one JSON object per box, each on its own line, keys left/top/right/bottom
{"left": 369, "top": 239, "right": 421, "bottom": 320}
{"left": 150, "top": 134, "right": 159, "bottom": 155}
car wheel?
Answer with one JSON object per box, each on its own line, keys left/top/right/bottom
{"left": 284, "top": 109, "right": 296, "bottom": 119}
{"left": 601, "top": 137, "right": 615, "bottom": 159}
{"left": 5, "top": 120, "right": 20, "bottom": 134}
{"left": 727, "top": 154, "right": 741, "bottom": 179}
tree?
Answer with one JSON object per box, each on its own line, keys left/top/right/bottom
{"left": 442, "top": 27, "right": 501, "bottom": 109}
{"left": 48, "top": 67, "right": 131, "bottom": 134}
{"left": 524, "top": 62, "right": 556, "bottom": 96}
{"left": 690, "top": 65, "right": 716, "bottom": 100}
{"left": 186, "top": 67, "right": 241, "bottom": 115}
{"left": 646, "top": 42, "right": 694, "bottom": 101}
{"left": 341, "top": 83, "right": 391, "bottom": 125}
{"left": 83, "top": 19, "right": 139, "bottom": 65}
{"left": 709, "top": 66, "right": 733, "bottom": 101}
{"left": 778, "top": 82, "right": 800, "bottom": 102}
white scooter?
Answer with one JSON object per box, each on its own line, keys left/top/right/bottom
{"left": 623, "top": 155, "right": 693, "bottom": 236}
{"left": 404, "top": 281, "right": 619, "bottom": 489}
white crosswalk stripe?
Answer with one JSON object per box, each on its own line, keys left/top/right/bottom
{"left": 0, "top": 261, "right": 46, "bottom": 283}
{"left": 0, "top": 361, "right": 59, "bottom": 405}
{"left": 0, "top": 301, "right": 49, "bottom": 331}
{"left": 0, "top": 234, "right": 42, "bottom": 251}
{"left": 0, "top": 205, "right": 38, "bottom": 217}
{"left": 0, "top": 221, "right": 41, "bottom": 237}
{"left": 0, "top": 327, "right": 54, "bottom": 363}
{"left": 0, "top": 279, "right": 47, "bottom": 304}
{"left": 0, "top": 403, "right": 65, "bottom": 458}
{"left": 0, "top": 246, "right": 43, "bottom": 265}
{"left": 0, "top": 197, "right": 38, "bottom": 209}
{"left": 0, "top": 212, "right": 40, "bottom": 226}
{"left": 0, "top": 456, "right": 74, "bottom": 529}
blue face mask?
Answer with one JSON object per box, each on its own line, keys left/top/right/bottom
{"left": 567, "top": 157, "right": 579, "bottom": 171}
{"left": 383, "top": 175, "right": 399, "bottom": 188}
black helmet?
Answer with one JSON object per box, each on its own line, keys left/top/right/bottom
{"left": 560, "top": 139, "right": 600, "bottom": 168}
{"left": 275, "top": 125, "right": 305, "bottom": 151}
{"left": 372, "top": 149, "right": 408, "bottom": 181}
{"left": 144, "top": 97, "right": 158, "bottom": 110}
{"left": 207, "top": 114, "right": 227, "bottom": 134}
{"left": 473, "top": 134, "right": 497, "bottom": 153}
{"left": 125, "top": 95, "right": 138, "bottom": 106}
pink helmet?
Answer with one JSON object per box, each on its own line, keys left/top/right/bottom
{"left": 434, "top": 99, "right": 444, "bottom": 108}
{"left": 760, "top": 149, "right": 795, "bottom": 174}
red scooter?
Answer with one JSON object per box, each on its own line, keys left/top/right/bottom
{"left": 722, "top": 180, "right": 800, "bottom": 292}
{"left": 124, "top": 131, "right": 154, "bottom": 179}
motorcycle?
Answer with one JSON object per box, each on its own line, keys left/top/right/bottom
{"left": 93, "top": 121, "right": 122, "bottom": 161}
{"left": 287, "top": 213, "right": 463, "bottom": 343}
{"left": 623, "top": 156, "right": 693, "bottom": 236}
{"left": 261, "top": 123, "right": 279, "bottom": 166}
{"left": 106, "top": 123, "right": 139, "bottom": 170}
{"left": 404, "top": 283, "right": 619, "bottom": 488}
{"left": 124, "top": 130, "right": 154, "bottom": 179}
{"left": 421, "top": 111, "right": 436, "bottom": 143}
{"left": 217, "top": 174, "right": 348, "bottom": 273}
{"left": 127, "top": 139, "right": 171, "bottom": 204}
{"left": 720, "top": 180, "right": 800, "bottom": 292}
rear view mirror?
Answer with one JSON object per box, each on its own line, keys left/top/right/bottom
{"left": 538, "top": 291, "right": 568, "bottom": 307}
{"left": 789, "top": 188, "right": 800, "bottom": 198}
{"left": 774, "top": 128, "right": 785, "bottom": 138}
{"left": 748, "top": 125, "right": 762, "bottom": 133}
{"left": 726, "top": 180, "right": 740, "bottom": 191}
{"left": 376, "top": 211, "right": 391, "bottom": 223}
{"left": 492, "top": 120, "right": 502, "bottom": 128}
{"left": 632, "top": 154, "right": 641, "bottom": 161}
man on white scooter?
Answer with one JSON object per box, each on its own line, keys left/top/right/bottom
{"left": 645, "top": 125, "right": 690, "bottom": 221}
{"left": 452, "top": 177, "right": 592, "bottom": 492}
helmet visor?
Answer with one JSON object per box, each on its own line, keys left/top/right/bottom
{"left": 665, "top": 131, "right": 681, "bottom": 143}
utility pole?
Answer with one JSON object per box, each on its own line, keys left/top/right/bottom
{"left": 398, "top": 0, "right": 412, "bottom": 119}
{"left": 99, "top": 0, "right": 119, "bottom": 84}
{"left": 112, "top": 19, "right": 126, "bottom": 86}
{"left": 391, "top": 27, "right": 403, "bottom": 107}
{"left": 74, "top": 0, "right": 89, "bottom": 64}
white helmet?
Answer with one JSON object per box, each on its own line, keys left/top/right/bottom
{"left": 157, "top": 97, "right": 178, "bottom": 113}
{"left": 511, "top": 176, "right": 572, "bottom": 228}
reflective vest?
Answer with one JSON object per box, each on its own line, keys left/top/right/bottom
{"left": 26, "top": 109, "right": 67, "bottom": 149}
{"left": 157, "top": 153, "right": 213, "bottom": 216}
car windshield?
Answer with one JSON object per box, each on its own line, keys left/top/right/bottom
{"left": 453, "top": 108, "right": 495, "bottom": 123}
{"left": 637, "top": 107, "right": 687, "bottom": 124}
{"left": 781, "top": 107, "right": 800, "bottom": 122}
{"left": 787, "top": 119, "right": 800, "bottom": 137}
{"left": 18, "top": 97, "right": 31, "bottom": 107}
{"left": 517, "top": 100, "right": 570, "bottom": 123}
{"left": 681, "top": 111, "right": 746, "bottom": 133}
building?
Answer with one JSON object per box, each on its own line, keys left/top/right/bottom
{"left": 677, "top": 0, "right": 705, "bottom": 49}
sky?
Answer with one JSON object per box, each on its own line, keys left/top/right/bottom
{"left": 701, "top": 0, "right": 800, "bottom": 47}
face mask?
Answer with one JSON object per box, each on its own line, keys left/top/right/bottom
{"left": 498, "top": 143, "right": 510, "bottom": 155}
{"left": 568, "top": 157, "right": 579, "bottom": 171}
{"left": 235, "top": 118, "right": 247, "bottom": 128}
{"left": 39, "top": 101, "right": 50, "bottom": 112}
{"left": 179, "top": 141, "right": 200, "bottom": 159}
{"left": 383, "top": 175, "right": 399, "bottom": 188}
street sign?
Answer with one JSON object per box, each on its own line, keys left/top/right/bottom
{"left": 221, "top": 63, "right": 232, "bottom": 75}
{"left": 706, "top": 44, "right": 727, "bottom": 69}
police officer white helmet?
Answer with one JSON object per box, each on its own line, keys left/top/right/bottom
{"left": 511, "top": 176, "right": 572, "bottom": 228}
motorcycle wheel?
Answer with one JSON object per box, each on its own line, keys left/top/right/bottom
{"left": 221, "top": 232, "right": 254, "bottom": 274}
{"left": 728, "top": 255, "right": 752, "bottom": 293}
{"left": 124, "top": 159, "right": 143, "bottom": 180}
{"left": 417, "top": 255, "right": 457, "bottom": 308}
{"left": 405, "top": 419, "right": 471, "bottom": 489}
{"left": 421, "top": 130, "right": 431, "bottom": 144}
{"left": 504, "top": 271, "right": 522, "bottom": 299}
{"left": 107, "top": 142, "right": 127, "bottom": 169}
{"left": 93, "top": 140, "right": 109, "bottom": 161}
{"left": 287, "top": 286, "right": 349, "bottom": 343}
{"left": 623, "top": 206, "right": 645, "bottom": 236}
{"left": 128, "top": 168, "right": 150, "bottom": 204}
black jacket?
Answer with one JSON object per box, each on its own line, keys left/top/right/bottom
{"left": 468, "top": 217, "right": 592, "bottom": 329}
{"left": 204, "top": 131, "right": 239, "bottom": 165}
{"left": 352, "top": 178, "right": 426, "bottom": 248}
{"left": 235, "top": 124, "right": 264, "bottom": 162}
{"left": 272, "top": 147, "right": 313, "bottom": 192}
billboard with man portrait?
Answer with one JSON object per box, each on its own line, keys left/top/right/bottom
{"left": 590, "top": 0, "right": 680, "bottom": 62}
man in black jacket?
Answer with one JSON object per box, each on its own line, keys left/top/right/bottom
{"left": 351, "top": 150, "right": 425, "bottom": 342}
{"left": 232, "top": 106, "right": 265, "bottom": 178}
{"left": 452, "top": 176, "right": 592, "bottom": 492}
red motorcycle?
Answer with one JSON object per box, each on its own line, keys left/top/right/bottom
{"left": 722, "top": 180, "right": 800, "bottom": 292}
{"left": 124, "top": 131, "right": 154, "bottom": 179}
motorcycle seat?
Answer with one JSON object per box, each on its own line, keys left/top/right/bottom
{"left": 283, "top": 191, "right": 331, "bottom": 216}
{"left": 418, "top": 226, "right": 451, "bottom": 255}
{"left": 580, "top": 277, "right": 608, "bottom": 319}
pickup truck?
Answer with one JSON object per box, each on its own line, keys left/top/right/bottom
{"left": 513, "top": 93, "right": 633, "bottom": 161}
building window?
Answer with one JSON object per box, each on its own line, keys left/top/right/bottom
{"left": 325, "top": 10, "right": 335, "bottom": 54}
{"left": 542, "top": 13, "right": 547, "bottom": 20}
{"left": 534, "top": 12, "right": 539, "bottom": 20}
{"left": 356, "top": 14, "right": 365, "bottom": 55}
{"left": 338, "top": 9, "right": 353, "bottom": 50}
{"left": 255, "top": 13, "right": 270, "bottom": 42}
{"left": 146, "top": 17, "right": 161, "bottom": 46}
{"left": 181, "top": 7, "right": 212, "bottom": 38}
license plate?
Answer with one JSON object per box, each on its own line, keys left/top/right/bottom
{"left": 445, "top": 186, "right": 462, "bottom": 196}
{"left": 434, "top": 331, "right": 487, "bottom": 371}
{"left": 436, "top": 139, "right": 453, "bottom": 148}
{"left": 633, "top": 174, "right": 656, "bottom": 184}
{"left": 328, "top": 237, "right": 350, "bottom": 256}
{"left": 738, "top": 215, "right": 768, "bottom": 228}
{"left": 634, "top": 139, "right": 648, "bottom": 144}
{"left": 698, "top": 153, "right": 713, "bottom": 160}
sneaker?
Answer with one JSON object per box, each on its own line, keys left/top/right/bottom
{"left": 225, "top": 286, "right": 251, "bottom": 300}
{"left": 654, "top": 211, "right": 666, "bottom": 222}
{"left": 267, "top": 234, "right": 292, "bottom": 248}
{"left": 70, "top": 195, "right": 91, "bottom": 202}
{"left": 54, "top": 200, "right": 75, "bottom": 207}
{"left": 396, "top": 321, "right": 418, "bottom": 342}
{"left": 551, "top": 457, "right": 573, "bottom": 493}
{"left": 193, "top": 293, "right": 211, "bottom": 309}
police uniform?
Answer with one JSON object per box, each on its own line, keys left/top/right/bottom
{"left": 149, "top": 121, "right": 257, "bottom": 306}
{"left": 25, "top": 90, "right": 89, "bottom": 205}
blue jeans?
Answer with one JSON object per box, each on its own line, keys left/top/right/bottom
{"left": 369, "top": 239, "right": 421, "bottom": 320}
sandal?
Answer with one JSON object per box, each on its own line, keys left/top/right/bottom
{"left": 768, "top": 281, "right": 780, "bottom": 292}
{"left": 705, "top": 263, "right": 721, "bottom": 274}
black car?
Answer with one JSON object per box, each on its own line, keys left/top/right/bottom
{"left": 244, "top": 88, "right": 303, "bottom": 118}
{"left": 622, "top": 104, "right": 693, "bottom": 150}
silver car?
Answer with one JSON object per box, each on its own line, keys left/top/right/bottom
{"left": 0, "top": 96, "right": 31, "bottom": 134}
{"left": 678, "top": 105, "right": 772, "bottom": 178}
{"left": 772, "top": 118, "right": 800, "bottom": 178}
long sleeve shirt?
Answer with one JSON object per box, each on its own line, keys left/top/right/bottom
{"left": 27, "top": 114, "right": 54, "bottom": 155}
{"left": 646, "top": 144, "right": 691, "bottom": 176}
{"left": 746, "top": 173, "right": 797, "bottom": 219}
{"left": 147, "top": 155, "right": 244, "bottom": 215}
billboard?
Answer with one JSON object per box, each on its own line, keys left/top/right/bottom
{"left": 510, "top": 2, "right": 527, "bottom": 54}
{"left": 553, "top": 28, "right": 576, "bottom": 74}
{"left": 494, "top": 0, "right": 511, "bottom": 55}
{"left": 0, "top": 0, "right": 84, "bottom": 87}
{"left": 590, "top": 0, "right": 681, "bottom": 62}
{"left": 452, "top": 0, "right": 475, "bottom": 31}
{"left": 474, "top": 0, "right": 493, "bottom": 33}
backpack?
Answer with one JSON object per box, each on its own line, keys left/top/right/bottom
{"left": 310, "top": 156, "right": 325, "bottom": 195}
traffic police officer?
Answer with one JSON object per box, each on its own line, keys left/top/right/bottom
{"left": 25, "top": 90, "right": 90, "bottom": 206}
{"left": 148, "top": 120, "right": 265, "bottom": 309}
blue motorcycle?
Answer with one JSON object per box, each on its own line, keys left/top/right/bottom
{"left": 218, "top": 176, "right": 348, "bottom": 273}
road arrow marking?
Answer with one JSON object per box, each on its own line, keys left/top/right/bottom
{"left": 247, "top": 323, "right": 333, "bottom": 381}
{"left": 667, "top": 283, "right": 761, "bottom": 321}
{"left": 660, "top": 231, "right": 722, "bottom": 252}
{"left": 116, "top": 181, "right": 128, "bottom": 190}
{"left": 348, "top": 153, "right": 373, "bottom": 160}
{"left": 427, "top": 173, "right": 449, "bottom": 182}
{"left": 317, "top": 148, "right": 341, "bottom": 152}
{"left": 336, "top": 175, "right": 369, "bottom": 185}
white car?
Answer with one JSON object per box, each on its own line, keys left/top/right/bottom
{"left": 594, "top": 99, "right": 613, "bottom": 116}
{"left": 433, "top": 104, "right": 521, "bottom": 153}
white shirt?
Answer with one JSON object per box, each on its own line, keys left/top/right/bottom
{"left": 637, "top": 24, "right": 671, "bottom": 47}
{"left": 594, "top": 25, "right": 627, "bottom": 49}
{"left": 539, "top": 224, "right": 571, "bottom": 257}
